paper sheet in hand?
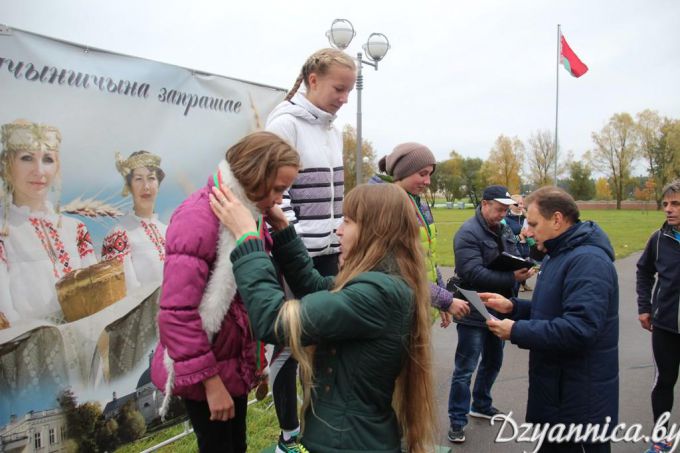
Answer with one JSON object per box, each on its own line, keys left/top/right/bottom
{"left": 455, "top": 285, "right": 498, "bottom": 321}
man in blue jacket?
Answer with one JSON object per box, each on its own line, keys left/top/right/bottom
{"left": 447, "top": 185, "right": 534, "bottom": 443}
{"left": 483, "top": 186, "right": 619, "bottom": 453}
{"left": 636, "top": 179, "right": 680, "bottom": 453}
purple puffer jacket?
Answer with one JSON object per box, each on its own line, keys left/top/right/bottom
{"left": 151, "top": 178, "right": 267, "bottom": 401}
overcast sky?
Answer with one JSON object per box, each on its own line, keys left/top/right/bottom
{"left": 4, "top": 0, "right": 680, "bottom": 173}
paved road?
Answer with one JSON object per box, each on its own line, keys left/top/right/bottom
{"left": 433, "top": 252, "right": 678, "bottom": 452}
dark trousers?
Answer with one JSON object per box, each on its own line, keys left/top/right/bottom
{"left": 652, "top": 327, "right": 680, "bottom": 425}
{"left": 184, "top": 396, "right": 248, "bottom": 453}
{"left": 537, "top": 441, "right": 611, "bottom": 453}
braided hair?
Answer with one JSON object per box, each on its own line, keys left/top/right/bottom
{"left": 285, "top": 48, "right": 356, "bottom": 101}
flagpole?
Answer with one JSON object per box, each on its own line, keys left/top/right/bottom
{"left": 554, "top": 24, "right": 560, "bottom": 186}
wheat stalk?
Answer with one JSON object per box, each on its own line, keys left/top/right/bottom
{"left": 60, "top": 196, "right": 125, "bottom": 218}
{"left": 249, "top": 92, "right": 263, "bottom": 130}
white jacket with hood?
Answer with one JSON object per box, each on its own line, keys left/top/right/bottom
{"left": 265, "top": 91, "right": 343, "bottom": 257}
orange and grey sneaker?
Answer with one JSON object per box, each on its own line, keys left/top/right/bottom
{"left": 644, "top": 440, "right": 673, "bottom": 453}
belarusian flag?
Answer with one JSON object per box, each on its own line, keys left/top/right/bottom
{"left": 560, "top": 34, "right": 588, "bottom": 77}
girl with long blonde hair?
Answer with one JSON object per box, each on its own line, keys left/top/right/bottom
{"left": 210, "top": 183, "right": 435, "bottom": 453}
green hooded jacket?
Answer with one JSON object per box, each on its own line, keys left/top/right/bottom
{"left": 230, "top": 226, "right": 413, "bottom": 452}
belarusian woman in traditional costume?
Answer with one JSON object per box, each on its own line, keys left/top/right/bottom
{"left": 0, "top": 119, "right": 97, "bottom": 423}
{"left": 101, "top": 150, "right": 166, "bottom": 291}
{"left": 0, "top": 119, "right": 96, "bottom": 325}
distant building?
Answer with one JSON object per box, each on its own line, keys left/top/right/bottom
{"left": 0, "top": 409, "right": 67, "bottom": 453}
{"left": 102, "top": 353, "right": 162, "bottom": 425}
{"left": 102, "top": 391, "right": 136, "bottom": 421}
{"left": 135, "top": 365, "right": 163, "bottom": 424}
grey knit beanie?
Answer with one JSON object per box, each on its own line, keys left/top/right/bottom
{"left": 378, "top": 142, "right": 436, "bottom": 181}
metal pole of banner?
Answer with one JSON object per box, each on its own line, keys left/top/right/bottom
{"left": 141, "top": 420, "right": 193, "bottom": 453}
{"left": 554, "top": 24, "right": 561, "bottom": 186}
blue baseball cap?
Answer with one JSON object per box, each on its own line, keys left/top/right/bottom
{"left": 482, "top": 185, "right": 516, "bottom": 205}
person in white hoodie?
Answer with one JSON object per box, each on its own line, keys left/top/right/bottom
{"left": 265, "top": 48, "right": 356, "bottom": 453}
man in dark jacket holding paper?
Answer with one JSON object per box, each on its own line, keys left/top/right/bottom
{"left": 483, "top": 186, "right": 619, "bottom": 453}
{"left": 446, "top": 185, "right": 534, "bottom": 443}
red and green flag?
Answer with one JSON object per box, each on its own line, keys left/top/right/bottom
{"left": 560, "top": 34, "right": 588, "bottom": 77}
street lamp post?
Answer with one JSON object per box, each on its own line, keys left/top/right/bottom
{"left": 326, "top": 19, "right": 390, "bottom": 185}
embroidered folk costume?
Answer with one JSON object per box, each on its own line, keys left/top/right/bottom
{"left": 0, "top": 120, "right": 100, "bottom": 422}
{"left": 101, "top": 151, "right": 166, "bottom": 291}
{"left": 0, "top": 120, "right": 96, "bottom": 323}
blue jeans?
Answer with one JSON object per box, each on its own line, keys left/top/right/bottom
{"left": 448, "top": 323, "right": 504, "bottom": 428}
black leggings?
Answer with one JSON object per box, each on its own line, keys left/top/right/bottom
{"left": 273, "top": 352, "right": 299, "bottom": 430}
{"left": 652, "top": 327, "right": 680, "bottom": 426}
{"left": 184, "top": 396, "right": 248, "bottom": 453}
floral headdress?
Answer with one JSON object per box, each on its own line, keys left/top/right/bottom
{"left": 115, "top": 151, "right": 162, "bottom": 197}
{"left": 1, "top": 119, "right": 62, "bottom": 236}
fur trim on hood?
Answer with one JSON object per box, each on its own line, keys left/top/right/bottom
{"left": 160, "top": 159, "right": 260, "bottom": 418}
{"left": 198, "top": 159, "right": 260, "bottom": 338}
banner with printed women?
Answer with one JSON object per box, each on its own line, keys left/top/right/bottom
{"left": 0, "top": 25, "right": 285, "bottom": 446}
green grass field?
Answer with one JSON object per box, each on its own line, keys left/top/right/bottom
{"left": 117, "top": 208, "right": 666, "bottom": 453}
{"left": 115, "top": 396, "right": 279, "bottom": 453}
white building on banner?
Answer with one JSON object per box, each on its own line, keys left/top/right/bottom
{"left": 0, "top": 409, "right": 67, "bottom": 453}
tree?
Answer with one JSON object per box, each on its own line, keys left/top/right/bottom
{"left": 95, "top": 417, "right": 120, "bottom": 452}
{"left": 75, "top": 402, "right": 101, "bottom": 438}
{"left": 595, "top": 177, "right": 613, "bottom": 200}
{"left": 58, "top": 389, "right": 80, "bottom": 440}
{"left": 426, "top": 158, "right": 445, "bottom": 207}
{"left": 668, "top": 120, "right": 680, "bottom": 177}
{"left": 590, "top": 112, "right": 639, "bottom": 209}
{"left": 567, "top": 161, "right": 595, "bottom": 200}
{"left": 430, "top": 151, "right": 465, "bottom": 203}
{"left": 527, "top": 129, "right": 560, "bottom": 187}
{"left": 460, "top": 157, "right": 486, "bottom": 206}
{"left": 485, "top": 135, "right": 524, "bottom": 193}
{"left": 116, "top": 400, "right": 146, "bottom": 443}
{"left": 638, "top": 111, "right": 680, "bottom": 208}
{"left": 342, "top": 124, "right": 377, "bottom": 191}
{"left": 633, "top": 178, "right": 656, "bottom": 205}
{"left": 75, "top": 402, "right": 103, "bottom": 452}
{"left": 636, "top": 110, "right": 663, "bottom": 206}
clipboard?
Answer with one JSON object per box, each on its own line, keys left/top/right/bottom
{"left": 489, "top": 251, "right": 535, "bottom": 271}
